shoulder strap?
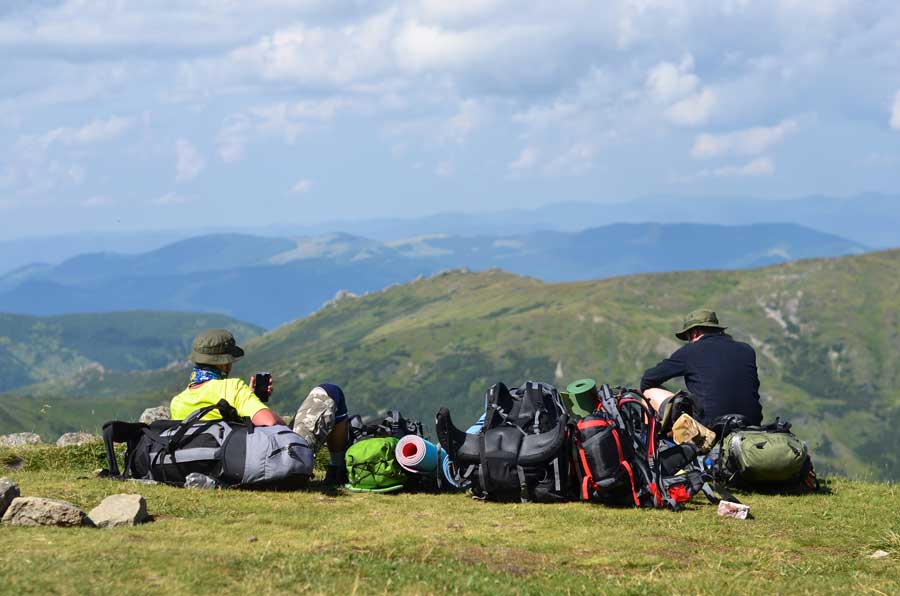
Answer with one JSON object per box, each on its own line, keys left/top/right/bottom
{"left": 166, "top": 400, "right": 240, "bottom": 451}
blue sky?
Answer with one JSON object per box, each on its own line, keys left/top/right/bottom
{"left": 1, "top": 0, "right": 899, "bottom": 239}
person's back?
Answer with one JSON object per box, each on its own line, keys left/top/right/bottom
{"left": 641, "top": 309, "right": 762, "bottom": 427}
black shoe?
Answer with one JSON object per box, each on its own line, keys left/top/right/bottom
{"left": 323, "top": 464, "right": 348, "bottom": 487}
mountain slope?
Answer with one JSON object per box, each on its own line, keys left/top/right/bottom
{"left": 0, "top": 223, "right": 866, "bottom": 327}
{"left": 5, "top": 249, "right": 899, "bottom": 480}
{"left": 0, "top": 311, "right": 262, "bottom": 393}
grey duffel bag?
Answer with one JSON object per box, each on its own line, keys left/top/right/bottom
{"left": 103, "top": 400, "right": 315, "bottom": 489}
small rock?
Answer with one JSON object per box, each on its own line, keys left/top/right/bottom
{"left": 248, "top": 536, "right": 258, "bottom": 543}
{"left": 2, "top": 497, "right": 91, "bottom": 527}
{"left": 869, "top": 550, "right": 890, "bottom": 559}
{"left": 0, "top": 432, "right": 42, "bottom": 447}
{"left": 717, "top": 500, "right": 751, "bottom": 520}
{"left": 0, "top": 477, "right": 20, "bottom": 517}
{"left": 56, "top": 432, "right": 100, "bottom": 447}
{"left": 139, "top": 405, "right": 170, "bottom": 424}
{"left": 88, "top": 494, "right": 149, "bottom": 528}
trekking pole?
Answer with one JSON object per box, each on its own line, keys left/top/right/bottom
{"left": 600, "top": 384, "right": 626, "bottom": 429}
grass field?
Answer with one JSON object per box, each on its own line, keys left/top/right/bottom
{"left": 1, "top": 445, "right": 898, "bottom": 595}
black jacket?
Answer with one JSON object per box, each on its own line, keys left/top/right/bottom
{"left": 640, "top": 334, "right": 762, "bottom": 426}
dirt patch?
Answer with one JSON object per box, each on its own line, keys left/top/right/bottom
{"left": 456, "top": 546, "right": 545, "bottom": 577}
{"left": 2, "top": 455, "right": 24, "bottom": 470}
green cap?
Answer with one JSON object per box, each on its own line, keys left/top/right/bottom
{"left": 188, "top": 329, "right": 245, "bottom": 365}
{"left": 675, "top": 309, "right": 727, "bottom": 341}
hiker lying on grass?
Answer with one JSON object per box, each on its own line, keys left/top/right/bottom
{"left": 170, "top": 329, "right": 350, "bottom": 485}
{"left": 640, "top": 309, "right": 763, "bottom": 428}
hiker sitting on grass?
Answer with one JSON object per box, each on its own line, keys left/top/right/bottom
{"left": 170, "top": 329, "right": 350, "bottom": 485}
{"left": 640, "top": 310, "right": 763, "bottom": 427}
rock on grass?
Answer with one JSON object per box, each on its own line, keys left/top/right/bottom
{"left": 88, "top": 494, "right": 149, "bottom": 528}
{"left": 2, "top": 496, "right": 91, "bottom": 527}
{"left": 0, "top": 433, "right": 42, "bottom": 447}
{"left": 0, "top": 477, "right": 20, "bottom": 517}
{"left": 139, "top": 406, "right": 170, "bottom": 424}
{"left": 56, "top": 432, "right": 100, "bottom": 447}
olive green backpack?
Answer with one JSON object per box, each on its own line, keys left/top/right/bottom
{"left": 345, "top": 437, "right": 407, "bottom": 493}
{"left": 713, "top": 416, "right": 819, "bottom": 490}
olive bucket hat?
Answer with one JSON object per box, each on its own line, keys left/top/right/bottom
{"left": 675, "top": 309, "right": 727, "bottom": 341}
{"left": 188, "top": 329, "right": 245, "bottom": 365}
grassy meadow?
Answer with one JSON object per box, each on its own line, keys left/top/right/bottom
{"left": 0, "top": 444, "right": 897, "bottom": 595}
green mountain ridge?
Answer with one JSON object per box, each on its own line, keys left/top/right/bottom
{"left": 3, "top": 250, "right": 900, "bottom": 480}
{"left": 0, "top": 311, "right": 263, "bottom": 393}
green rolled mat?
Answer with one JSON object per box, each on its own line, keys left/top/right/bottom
{"left": 564, "top": 379, "right": 599, "bottom": 417}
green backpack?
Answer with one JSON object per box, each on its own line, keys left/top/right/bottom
{"left": 715, "top": 417, "right": 818, "bottom": 489}
{"left": 345, "top": 437, "right": 407, "bottom": 493}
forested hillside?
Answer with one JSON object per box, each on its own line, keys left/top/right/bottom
{"left": 4, "top": 250, "right": 899, "bottom": 480}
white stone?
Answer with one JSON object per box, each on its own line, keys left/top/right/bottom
{"left": 56, "top": 432, "right": 100, "bottom": 447}
{"left": 2, "top": 497, "right": 90, "bottom": 527}
{"left": 0, "top": 432, "right": 42, "bottom": 447}
{"left": 88, "top": 494, "right": 149, "bottom": 528}
{"left": 139, "top": 406, "right": 170, "bottom": 424}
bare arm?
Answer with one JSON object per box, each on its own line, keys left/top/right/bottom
{"left": 251, "top": 408, "right": 285, "bottom": 426}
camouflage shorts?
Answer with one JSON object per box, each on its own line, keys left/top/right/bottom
{"left": 292, "top": 386, "right": 337, "bottom": 453}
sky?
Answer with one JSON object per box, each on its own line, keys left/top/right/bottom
{"left": 1, "top": 0, "right": 899, "bottom": 239}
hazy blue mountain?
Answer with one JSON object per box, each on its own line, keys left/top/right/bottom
{"left": 0, "top": 223, "right": 866, "bottom": 328}
{"left": 272, "top": 193, "right": 900, "bottom": 249}
{"left": 2, "top": 194, "right": 896, "bottom": 276}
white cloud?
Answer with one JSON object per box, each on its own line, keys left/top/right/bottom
{"left": 646, "top": 54, "right": 699, "bottom": 103}
{"left": 175, "top": 139, "right": 206, "bottom": 182}
{"left": 16, "top": 116, "right": 132, "bottom": 156}
{"left": 290, "top": 179, "right": 312, "bottom": 194}
{"left": 665, "top": 88, "right": 717, "bottom": 127}
{"left": 439, "top": 100, "right": 483, "bottom": 144}
{"left": 509, "top": 146, "right": 539, "bottom": 170}
{"left": 691, "top": 120, "right": 799, "bottom": 159}
{"left": 891, "top": 91, "right": 900, "bottom": 130}
{"left": 250, "top": 98, "right": 350, "bottom": 144}
{"left": 705, "top": 156, "right": 775, "bottom": 178}
{"left": 543, "top": 143, "right": 596, "bottom": 175}
{"left": 216, "top": 114, "right": 250, "bottom": 163}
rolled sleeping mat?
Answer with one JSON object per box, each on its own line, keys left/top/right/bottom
{"left": 395, "top": 435, "right": 441, "bottom": 476}
{"left": 564, "top": 378, "right": 599, "bottom": 417}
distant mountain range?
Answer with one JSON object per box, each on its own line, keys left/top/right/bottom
{"left": 4, "top": 248, "right": 900, "bottom": 481}
{"left": 2, "top": 193, "right": 897, "bottom": 276}
{"left": 0, "top": 311, "right": 262, "bottom": 393}
{"left": 0, "top": 223, "right": 865, "bottom": 327}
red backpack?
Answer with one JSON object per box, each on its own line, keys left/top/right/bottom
{"left": 571, "top": 384, "right": 704, "bottom": 510}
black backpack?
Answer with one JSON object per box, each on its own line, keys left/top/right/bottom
{"left": 102, "top": 401, "right": 315, "bottom": 489}
{"left": 572, "top": 385, "right": 704, "bottom": 510}
{"left": 348, "top": 410, "right": 424, "bottom": 443}
{"left": 436, "top": 381, "right": 571, "bottom": 503}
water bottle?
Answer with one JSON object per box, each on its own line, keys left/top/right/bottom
{"left": 184, "top": 472, "right": 218, "bottom": 489}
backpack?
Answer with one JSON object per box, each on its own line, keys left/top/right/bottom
{"left": 710, "top": 415, "right": 819, "bottom": 490}
{"left": 345, "top": 437, "right": 407, "bottom": 493}
{"left": 571, "top": 384, "right": 704, "bottom": 510}
{"left": 436, "top": 380, "right": 571, "bottom": 503}
{"left": 102, "top": 401, "right": 314, "bottom": 489}
{"left": 348, "top": 410, "right": 424, "bottom": 443}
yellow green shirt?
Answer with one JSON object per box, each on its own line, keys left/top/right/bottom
{"left": 170, "top": 378, "right": 268, "bottom": 421}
